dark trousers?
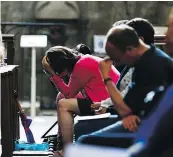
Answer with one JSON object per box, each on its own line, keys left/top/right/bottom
{"left": 77, "top": 85, "right": 173, "bottom": 157}
{"left": 74, "top": 115, "right": 120, "bottom": 141}
{"left": 78, "top": 120, "right": 136, "bottom": 148}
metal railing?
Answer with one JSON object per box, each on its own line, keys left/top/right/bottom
{"left": 154, "top": 34, "right": 166, "bottom": 45}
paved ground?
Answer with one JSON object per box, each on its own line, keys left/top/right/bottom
{"left": 19, "top": 116, "right": 58, "bottom": 143}
{"left": 19, "top": 112, "right": 112, "bottom": 143}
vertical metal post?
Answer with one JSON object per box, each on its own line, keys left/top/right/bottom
{"left": 31, "top": 47, "right": 36, "bottom": 118}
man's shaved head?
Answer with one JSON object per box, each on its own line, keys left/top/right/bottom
{"left": 106, "top": 24, "right": 140, "bottom": 53}
{"left": 104, "top": 24, "right": 143, "bottom": 66}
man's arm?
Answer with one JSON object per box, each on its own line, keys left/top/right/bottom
{"left": 105, "top": 80, "right": 132, "bottom": 117}
{"left": 99, "top": 58, "right": 132, "bottom": 117}
{"left": 50, "top": 66, "right": 91, "bottom": 98}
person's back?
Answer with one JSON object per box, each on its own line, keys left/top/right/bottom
{"left": 127, "top": 44, "right": 173, "bottom": 116}
{"left": 133, "top": 46, "right": 172, "bottom": 86}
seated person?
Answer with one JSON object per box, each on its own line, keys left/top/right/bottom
{"left": 94, "top": 17, "right": 155, "bottom": 114}
{"left": 130, "top": 17, "right": 173, "bottom": 157}
{"left": 42, "top": 46, "right": 120, "bottom": 156}
{"left": 78, "top": 22, "right": 173, "bottom": 147}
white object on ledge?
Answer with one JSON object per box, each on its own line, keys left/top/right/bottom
{"left": 75, "top": 113, "right": 111, "bottom": 121}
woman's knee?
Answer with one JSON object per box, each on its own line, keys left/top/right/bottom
{"left": 58, "top": 98, "right": 79, "bottom": 113}
{"left": 58, "top": 99, "right": 66, "bottom": 110}
{"left": 56, "top": 92, "right": 65, "bottom": 104}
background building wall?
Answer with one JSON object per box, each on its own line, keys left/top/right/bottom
{"left": 1, "top": 1, "right": 173, "bottom": 109}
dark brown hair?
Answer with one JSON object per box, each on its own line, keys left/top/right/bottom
{"left": 45, "top": 46, "right": 80, "bottom": 74}
{"left": 127, "top": 18, "right": 155, "bottom": 45}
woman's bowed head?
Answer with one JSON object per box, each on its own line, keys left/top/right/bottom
{"left": 42, "top": 46, "right": 80, "bottom": 78}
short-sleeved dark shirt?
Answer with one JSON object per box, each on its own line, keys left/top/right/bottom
{"left": 124, "top": 44, "right": 173, "bottom": 116}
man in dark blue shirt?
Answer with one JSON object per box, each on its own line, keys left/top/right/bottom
{"left": 100, "top": 24, "right": 173, "bottom": 123}
{"left": 78, "top": 24, "right": 173, "bottom": 147}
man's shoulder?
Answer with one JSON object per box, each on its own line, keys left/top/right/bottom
{"left": 155, "top": 48, "right": 173, "bottom": 67}
{"left": 144, "top": 45, "right": 172, "bottom": 65}
{"left": 154, "top": 46, "right": 172, "bottom": 60}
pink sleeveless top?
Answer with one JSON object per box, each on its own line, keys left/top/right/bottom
{"left": 50, "top": 55, "right": 120, "bottom": 103}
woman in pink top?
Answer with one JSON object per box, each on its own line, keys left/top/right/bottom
{"left": 42, "top": 45, "right": 120, "bottom": 156}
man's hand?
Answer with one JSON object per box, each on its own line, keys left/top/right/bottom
{"left": 99, "top": 58, "right": 113, "bottom": 79}
{"left": 95, "top": 107, "right": 107, "bottom": 115}
{"left": 42, "top": 56, "right": 55, "bottom": 76}
{"left": 91, "top": 102, "right": 107, "bottom": 115}
{"left": 165, "top": 17, "right": 173, "bottom": 54}
{"left": 123, "top": 115, "right": 141, "bottom": 132}
{"left": 91, "top": 102, "right": 101, "bottom": 110}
